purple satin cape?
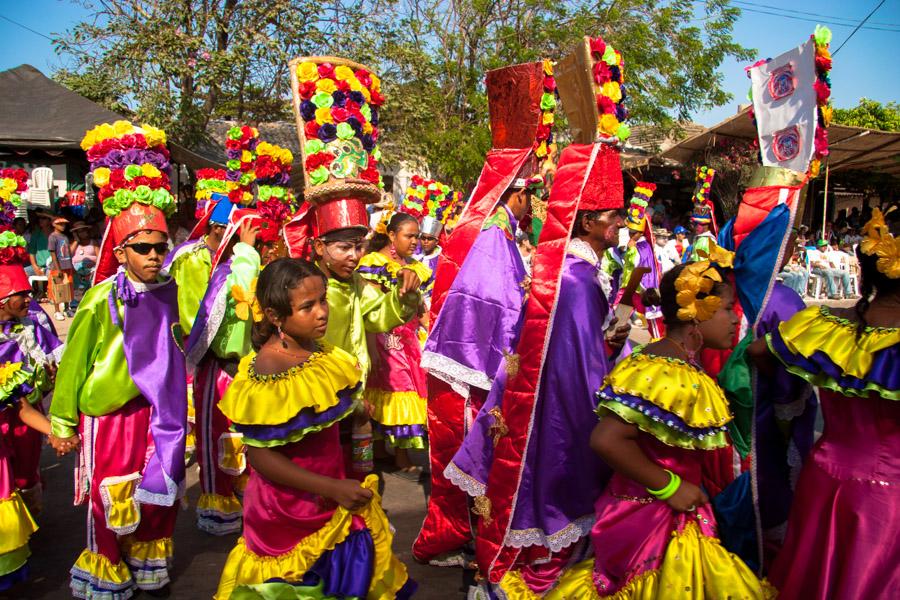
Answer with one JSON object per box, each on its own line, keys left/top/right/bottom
{"left": 450, "top": 254, "right": 614, "bottom": 549}
{"left": 423, "top": 209, "right": 526, "bottom": 391}
{"left": 110, "top": 270, "right": 187, "bottom": 506}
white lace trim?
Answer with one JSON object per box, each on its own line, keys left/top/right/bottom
{"left": 504, "top": 513, "right": 595, "bottom": 553}
{"left": 421, "top": 351, "right": 494, "bottom": 398}
{"left": 774, "top": 395, "right": 809, "bottom": 421}
{"left": 443, "top": 461, "right": 486, "bottom": 498}
{"left": 132, "top": 472, "right": 184, "bottom": 508}
{"left": 428, "top": 549, "right": 472, "bottom": 568}
{"left": 0, "top": 318, "right": 57, "bottom": 369}
{"left": 186, "top": 284, "right": 228, "bottom": 370}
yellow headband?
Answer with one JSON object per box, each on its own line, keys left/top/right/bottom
{"left": 674, "top": 241, "right": 734, "bottom": 322}
{"left": 860, "top": 207, "right": 900, "bottom": 279}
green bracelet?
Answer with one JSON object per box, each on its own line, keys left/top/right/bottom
{"left": 647, "top": 469, "right": 681, "bottom": 500}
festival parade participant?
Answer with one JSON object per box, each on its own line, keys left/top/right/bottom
{"left": 750, "top": 206, "right": 899, "bottom": 598}
{"left": 50, "top": 120, "right": 188, "bottom": 598}
{"left": 283, "top": 55, "right": 422, "bottom": 476}
{"left": 455, "top": 35, "right": 634, "bottom": 592}
{"left": 415, "top": 59, "right": 556, "bottom": 565}
{"left": 214, "top": 259, "right": 415, "bottom": 599}
{"left": 357, "top": 210, "right": 432, "bottom": 475}
{"left": 0, "top": 170, "right": 64, "bottom": 519}
{"left": 684, "top": 166, "right": 718, "bottom": 262}
{"left": 618, "top": 181, "right": 665, "bottom": 338}
{"left": 0, "top": 169, "right": 65, "bottom": 592}
{"left": 405, "top": 176, "right": 458, "bottom": 310}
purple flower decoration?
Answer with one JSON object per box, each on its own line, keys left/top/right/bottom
{"left": 332, "top": 90, "right": 347, "bottom": 107}
{"left": 226, "top": 170, "right": 241, "bottom": 182}
{"left": 361, "top": 134, "right": 375, "bottom": 152}
{"left": 300, "top": 100, "right": 316, "bottom": 121}
{"left": 615, "top": 104, "right": 627, "bottom": 121}
{"left": 226, "top": 148, "right": 241, "bottom": 160}
{"left": 609, "top": 66, "right": 621, "bottom": 83}
{"left": 348, "top": 90, "right": 365, "bottom": 105}
{"left": 370, "top": 107, "right": 379, "bottom": 126}
{"left": 347, "top": 116, "right": 362, "bottom": 134}
{"left": 318, "top": 123, "right": 338, "bottom": 143}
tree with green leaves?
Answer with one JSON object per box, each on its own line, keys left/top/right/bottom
{"left": 832, "top": 98, "right": 900, "bottom": 132}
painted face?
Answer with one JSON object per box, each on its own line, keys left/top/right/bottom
{"left": 698, "top": 286, "right": 738, "bottom": 350}
{"left": 114, "top": 229, "right": 168, "bottom": 283}
{"left": 278, "top": 275, "right": 329, "bottom": 341}
{"left": 314, "top": 236, "right": 366, "bottom": 280}
{"left": 390, "top": 220, "right": 420, "bottom": 259}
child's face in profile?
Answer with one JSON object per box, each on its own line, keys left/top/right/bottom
{"left": 281, "top": 275, "right": 329, "bottom": 341}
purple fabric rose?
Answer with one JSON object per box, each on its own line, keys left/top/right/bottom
{"left": 610, "top": 66, "right": 621, "bottom": 83}
{"left": 348, "top": 90, "right": 365, "bottom": 105}
{"left": 370, "top": 107, "right": 379, "bottom": 126}
{"left": 361, "top": 134, "right": 375, "bottom": 152}
{"left": 226, "top": 148, "right": 241, "bottom": 160}
{"left": 347, "top": 116, "right": 362, "bottom": 134}
{"left": 615, "top": 103, "right": 628, "bottom": 122}
{"left": 226, "top": 170, "right": 241, "bottom": 182}
{"left": 318, "top": 123, "right": 338, "bottom": 143}
{"left": 332, "top": 90, "right": 347, "bottom": 107}
{"left": 300, "top": 100, "right": 316, "bottom": 121}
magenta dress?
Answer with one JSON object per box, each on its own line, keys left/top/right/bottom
{"left": 357, "top": 252, "right": 432, "bottom": 450}
{"left": 766, "top": 306, "right": 900, "bottom": 599}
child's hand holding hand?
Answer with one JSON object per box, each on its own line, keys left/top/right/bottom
{"left": 49, "top": 434, "right": 80, "bottom": 456}
{"left": 327, "top": 478, "right": 374, "bottom": 511}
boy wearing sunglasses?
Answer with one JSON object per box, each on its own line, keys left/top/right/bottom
{"left": 49, "top": 121, "right": 188, "bottom": 599}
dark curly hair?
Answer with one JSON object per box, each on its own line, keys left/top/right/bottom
{"left": 368, "top": 212, "right": 418, "bottom": 253}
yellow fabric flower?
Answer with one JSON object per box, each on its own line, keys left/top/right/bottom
{"left": 240, "top": 150, "right": 253, "bottom": 163}
{"left": 141, "top": 124, "right": 167, "bottom": 147}
{"left": 696, "top": 240, "right": 735, "bottom": 269}
{"left": 0, "top": 362, "right": 23, "bottom": 387}
{"left": 820, "top": 105, "right": 833, "bottom": 126}
{"left": 542, "top": 112, "right": 555, "bottom": 125}
{"left": 113, "top": 120, "right": 133, "bottom": 135}
{"left": 543, "top": 59, "right": 554, "bottom": 76}
{"left": 601, "top": 81, "right": 622, "bottom": 103}
{"left": 369, "top": 73, "right": 381, "bottom": 92}
{"left": 93, "top": 167, "right": 111, "bottom": 187}
{"left": 334, "top": 65, "right": 355, "bottom": 81}
{"left": 599, "top": 113, "right": 620, "bottom": 137}
{"left": 348, "top": 77, "right": 363, "bottom": 92}
{"left": 315, "top": 107, "right": 334, "bottom": 124}
{"left": 674, "top": 261, "right": 725, "bottom": 322}
{"left": 140, "top": 164, "right": 161, "bottom": 179}
{"left": 316, "top": 78, "right": 337, "bottom": 94}
{"left": 362, "top": 122, "right": 373, "bottom": 134}
{"left": 0, "top": 180, "right": 16, "bottom": 194}
{"left": 297, "top": 61, "right": 319, "bottom": 82}
{"left": 861, "top": 208, "right": 900, "bottom": 279}
{"left": 359, "top": 87, "right": 371, "bottom": 103}
{"left": 232, "top": 279, "right": 263, "bottom": 322}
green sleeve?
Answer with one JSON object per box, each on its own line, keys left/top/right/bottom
{"left": 50, "top": 288, "right": 104, "bottom": 438}
{"left": 691, "top": 235, "right": 711, "bottom": 261}
{"left": 601, "top": 248, "right": 622, "bottom": 277}
{"left": 621, "top": 246, "right": 639, "bottom": 288}
{"left": 171, "top": 248, "right": 211, "bottom": 336}
{"left": 358, "top": 276, "right": 415, "bottom": 334}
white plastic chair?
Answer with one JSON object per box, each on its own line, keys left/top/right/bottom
{"left": 28, "top": 167, "right": 55, "bottom": 208}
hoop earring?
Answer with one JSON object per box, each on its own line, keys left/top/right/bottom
{"left": 278, "top": 326, "right": 288, "bottom": 349}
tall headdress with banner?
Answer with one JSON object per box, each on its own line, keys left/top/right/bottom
{"left": 0, "top": 169, "right": 31, "bottom": 300}
{"left": 427, "top": 60, "right": 557, "bottom": 326}
{"left": 82, "top": 120, "right": 177, "bottom": 284}
{"left": 283, "top": 56, "right": 386, "bottom": 257}
{"left": 188, "top": 167, "right": 230, "bottom": 241}
{"left": 474, "top": 35, "right": 629, "bottom": 582}
{"left": 625, "top": 181, "right": 656, "bottom": 232}
{"left": 402, "top": 175, "right": 456, "bottom": 237}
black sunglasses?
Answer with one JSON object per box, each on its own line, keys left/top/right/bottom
{"left": 124, "top": 242, "right": 168, "bottom": 255}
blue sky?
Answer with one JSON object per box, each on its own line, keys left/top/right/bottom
{"left": 0, "top": 0, "right": 897, "bottom": 126}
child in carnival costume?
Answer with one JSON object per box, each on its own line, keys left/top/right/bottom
{"left": 684, "top": 166, "right": 718, "bottom": 262}
{"left": 214, "top": 259, "right": 415, "bottom": 599}
{"left": 283, "top": 55, "right": 423, "bottom": 478}
{"left": 51, "top": 121, "right": 188, "bottom": 599}
{"left": 0, "top": 169, "right": 67, "bottom": 593}
{"left": 185, "top": 201, "right": 267, "bottom": 536}
{"left": 415, "top": 60, "right": 556, "bottom": 566}
{"left": 357, "top": 207, "right": 432, "bottom": 476}
{"left": 0, "top": 170, "right": 64, "bottom": 518}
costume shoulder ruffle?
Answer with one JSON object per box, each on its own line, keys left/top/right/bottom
{"left": 768, "top": 305, "right": 899, "bottom": 400}
{"left": 0, "top": 362, "right": 30, "bottom": 409}
{"left": 218, "top": 342, "right": 362, "bottom": 447}
{"left": 596, "top": 351, "right": 732, "bottom": 450}
{"left": 357, "top": 252, "right": 432, "bottom": 290}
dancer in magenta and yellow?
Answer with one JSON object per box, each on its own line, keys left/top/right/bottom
{"left": 51, "top": 121, "right": 188, "bottom": 599}
{"left": 751, "top": 207, "right": 900, "bottom": 599}
{"left": 358, "top": 210, "right": 432, "bottom": 474}
{"left": 215, "top": 258, "right": 415, "bottom": 599}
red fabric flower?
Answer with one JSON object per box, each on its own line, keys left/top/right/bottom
{"left": 305, "top": 121, "right": 320, "bottom": 139}
{"left": 318, "top": 63, "right": 335, "bottom": 79}
{"left": 228, "top": 189, "right": 244, "bottom": 203}
{"left": 354, "top": 69, "right": 372, "bottom": 88}
{"left": 331, "top": 107, "right": 350, "bottom": 123}
{"left": 590, "top": 37, "right": 606, "bottom": 58}
{"left": 240, "top": 125, "right": 254, "bottom": 139}
{"left": 336, "top": 79, "right": 352, "bottom": 93}
{"left": 344, "top": 100, "right": 360, "bottom": 113}
{"left": 815, "top": 55, "right": 832, "bottom": 73}
{"left": 543, "top": 75, "right": 556, "bottom": 92}
{"left": 359, "top": 166, "right": 379, "bottom": 184}
{"left": 370, "top": 90, "right": 385, "bottom": 106}
{"left": 593, "top": 61, "right": 611, "bottom": 85}
{"left": 597, "top": 94, "right": 616, "bottom": 114}
{"left": 298, "top": 80, "right": 317, "bottom": 99}
{"left": 814, "top": 80, "right": 831, "bottom": 104}
{"left": 367, "top": 155, "right": 377, "bottom": 169}
{"left": 305, "top": 152, "right": 335, "bottom": 172}
{"left": 536, "top": 123, "right": 551, "bottom": 141}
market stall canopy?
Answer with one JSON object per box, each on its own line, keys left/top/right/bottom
{"left": 0, "top": 64, "right": 223, "bottom": 170}
{"left": 661, "top": 106, "right": 900, "bottom": 178}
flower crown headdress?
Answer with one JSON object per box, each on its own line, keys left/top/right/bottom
{"left": 860, "top": 207, "right": 900, "bottom": 279}
{"left": 674, "top": 241, "right": 735, "bottom": 322}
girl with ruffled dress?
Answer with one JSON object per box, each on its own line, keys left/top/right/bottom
{"left": 215, "top": 258, "right": 414, "bottom": 599}
{"left": 357, "top": 212, "right": 432, "bottom": 476}
{"left": 751, "top": 207, "right": 900, "bottom": 599}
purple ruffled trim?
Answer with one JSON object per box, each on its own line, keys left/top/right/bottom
{"left": 373, "top": 422, "right": 427, "bottom": 439}
{"left": 233, "top": 385, "right": 358, "bottom": 442}
{"left": 357, "top": 264, "right": 393, "bottom": 283}
{"left": 596, "top": 387, "right": 728, "bottom": 440}
{"left": 769, "top": 329, "right": 900, "bottom": 393}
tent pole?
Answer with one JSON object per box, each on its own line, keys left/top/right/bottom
{"left": 821, "top": 163, "right": 830, "bottom": 240}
